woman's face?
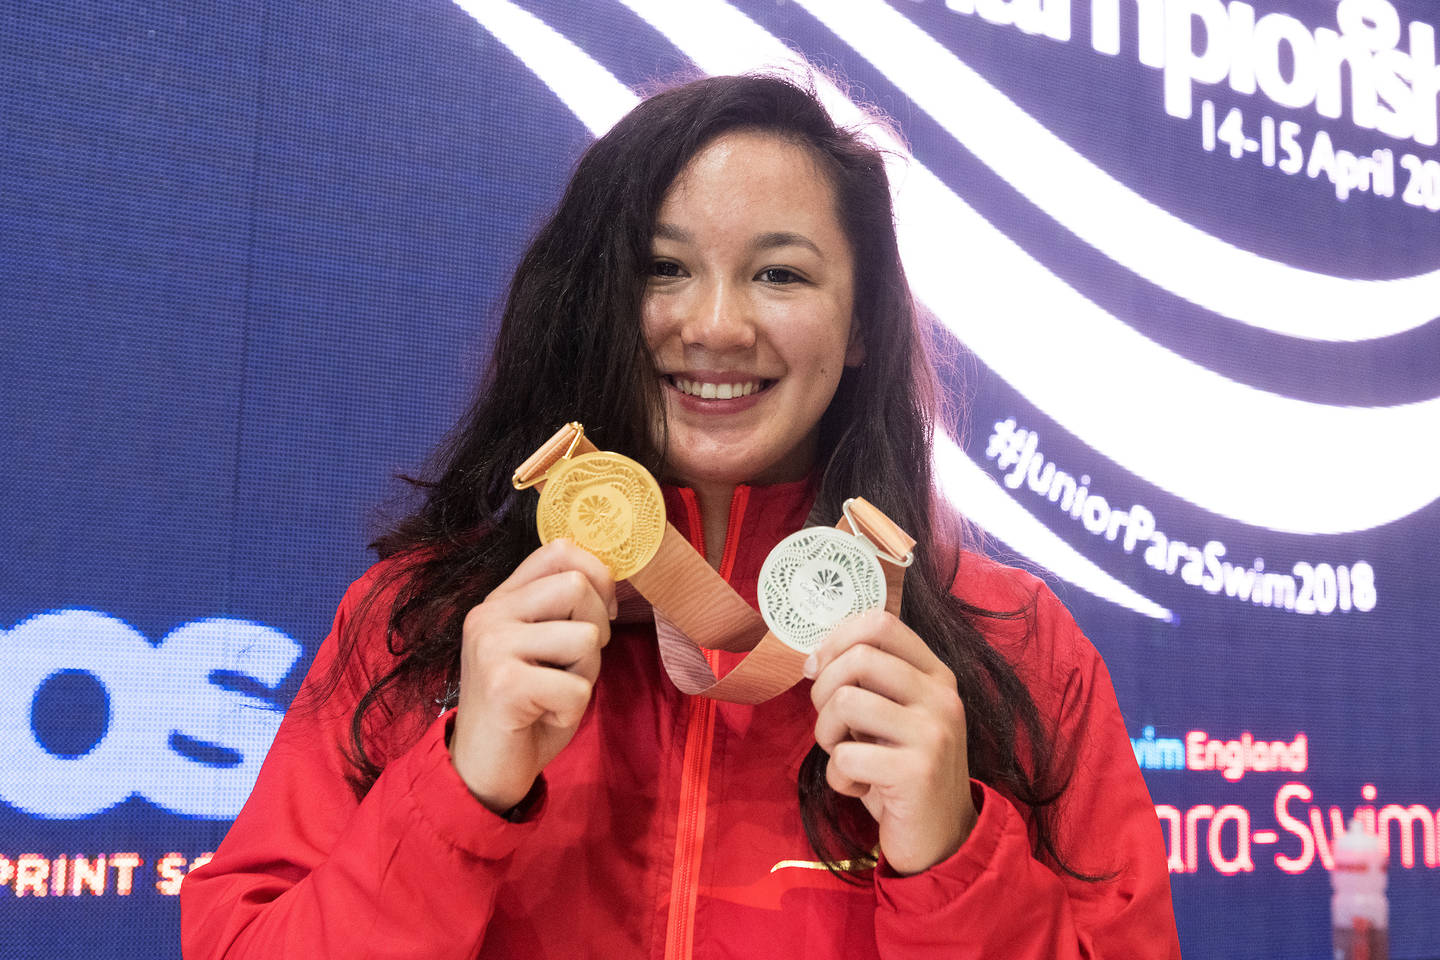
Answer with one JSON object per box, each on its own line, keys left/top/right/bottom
{"left": 643, "top": 130, "right": 862, "bottom": 489}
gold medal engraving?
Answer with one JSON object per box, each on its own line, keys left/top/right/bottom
{"left": 536, "top": 451, "right": 664, "bottom": 580}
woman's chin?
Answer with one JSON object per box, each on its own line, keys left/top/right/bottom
{"left": 660, "top": 450, "right": 815, "bottom": 491}
{"left": 655, "top": 424, "right": 818, "bottom": 491}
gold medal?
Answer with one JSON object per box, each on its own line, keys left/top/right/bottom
{"left": 535, "top": 450, "right": 665, "bottom": 580}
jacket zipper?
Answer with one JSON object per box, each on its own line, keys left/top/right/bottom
{"left": 663, "top": 487, "right": 749, "bottom": 960}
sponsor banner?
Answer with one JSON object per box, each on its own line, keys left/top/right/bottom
{"left": 3, "top": 2, "right": 1435, "bottom": 957}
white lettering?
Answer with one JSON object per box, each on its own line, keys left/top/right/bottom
{"left": 983, "top": 419, "right": 1378, "bottom": 615}
{"left": 0, "top": 611, "right": 301, "bottom": 819}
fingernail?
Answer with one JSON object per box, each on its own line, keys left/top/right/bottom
{"left": 802, "top": 653, "right": 817, "bottom": 679}
{"left": 609, "top": 599, "right": 618, "bottom": 620}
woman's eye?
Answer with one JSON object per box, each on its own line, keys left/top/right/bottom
{"left": 649, "top": 260, "right": 684, "bottom": 278}
{"left": 757, "top": 267, "right": 803, "bottom": 284}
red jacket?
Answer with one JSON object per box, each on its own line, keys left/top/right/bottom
{"left": 181, "top": 479, "right": 1180, "bottom": 958}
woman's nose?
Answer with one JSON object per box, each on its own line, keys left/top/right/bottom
{"left": 679, "top": 280, "right": 756, "bottom": 352}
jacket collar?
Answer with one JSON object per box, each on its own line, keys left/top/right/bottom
{"left": 659, "top": 476, "right": 817, "bottom": 606}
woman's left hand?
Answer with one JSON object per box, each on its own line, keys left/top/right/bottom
{"left": 805, "top": 608, "right": 978, "bottom": 875}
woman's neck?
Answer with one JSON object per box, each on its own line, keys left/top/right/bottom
{"left": 689, "top": 482, "right": 736, "bottom": 569}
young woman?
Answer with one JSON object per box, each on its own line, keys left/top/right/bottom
{"left": 181, "top": 74, "right": 1180, "bottom": 958}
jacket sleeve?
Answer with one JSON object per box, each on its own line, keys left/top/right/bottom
{"left": 871, "top": 583, "right": 1181, "bottom": 959}
{"left": 179, "top": 575, "right": 540, "bottom": 960}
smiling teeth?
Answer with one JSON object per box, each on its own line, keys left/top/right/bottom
{"left": 673, "top": 378, "right": 762, "bottom": 399}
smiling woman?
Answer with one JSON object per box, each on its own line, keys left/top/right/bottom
{"left": 179, "top": 73, "right": 1180, "bottom": 959}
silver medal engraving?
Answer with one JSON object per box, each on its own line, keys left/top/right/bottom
{"left": 758, "top": 526, "right": 886, "bottom": 653}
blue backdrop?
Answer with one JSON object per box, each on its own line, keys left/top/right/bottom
{"left": 4, "top": 2, "right": 1438, "bottom": 957}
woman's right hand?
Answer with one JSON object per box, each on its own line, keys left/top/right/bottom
{"left": 447, "top": 538, "right": 616, "bottom": 815}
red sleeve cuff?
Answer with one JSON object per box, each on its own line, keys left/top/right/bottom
{"left": 388, "top": 710, "right": 547, "bottom": 861}
{"left": 874, "top": 780, "right": 1010, "bottom": 912}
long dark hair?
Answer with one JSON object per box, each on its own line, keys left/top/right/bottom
{"left": 331, "top": 73, "right": 1087, "bottom": 879}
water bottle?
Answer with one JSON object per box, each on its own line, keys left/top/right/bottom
{"left": 1331, "top": 816, "right": 1388, "bottom": 960}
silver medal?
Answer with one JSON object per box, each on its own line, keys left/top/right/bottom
{"left": 758, "top": 525, "right": 886, "bottom": 653}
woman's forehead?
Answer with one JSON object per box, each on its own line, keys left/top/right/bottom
{"left": 655, "top": 132, "right": 841, "bottom": 239}
{"left": 668, "top": 130, "right": 826, "bottom": 189}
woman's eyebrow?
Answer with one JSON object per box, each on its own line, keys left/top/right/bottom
{"left": 652, "top": 224, "right": 822, "bottom": 257}
{"left": 653, "top": 222, "right": 692, "bottom": 243}
{"left": 752, "top": 231, "right": 821, "bottom": 256}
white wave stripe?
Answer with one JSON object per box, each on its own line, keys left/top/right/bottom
{"left": 453, "top": 0, "right": 637, "bottom": 134}
{"left": 795, "top": 0, "right": 1440, "bottom": 343}
{"left": 891, "top": 160, "right": 1440, "bottom": 535}
{"left": 934, "top": 434, "right": 1174, "bottom": 622}
{"left": 615, "top": 0, "right": 1440, "bottom": 534}
{"left": 458, "top": 0, "right": 1174, "bottom": 619}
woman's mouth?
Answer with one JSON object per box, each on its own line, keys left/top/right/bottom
{"left": 666, "top": 376, "right": 775, "bottom": 400}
